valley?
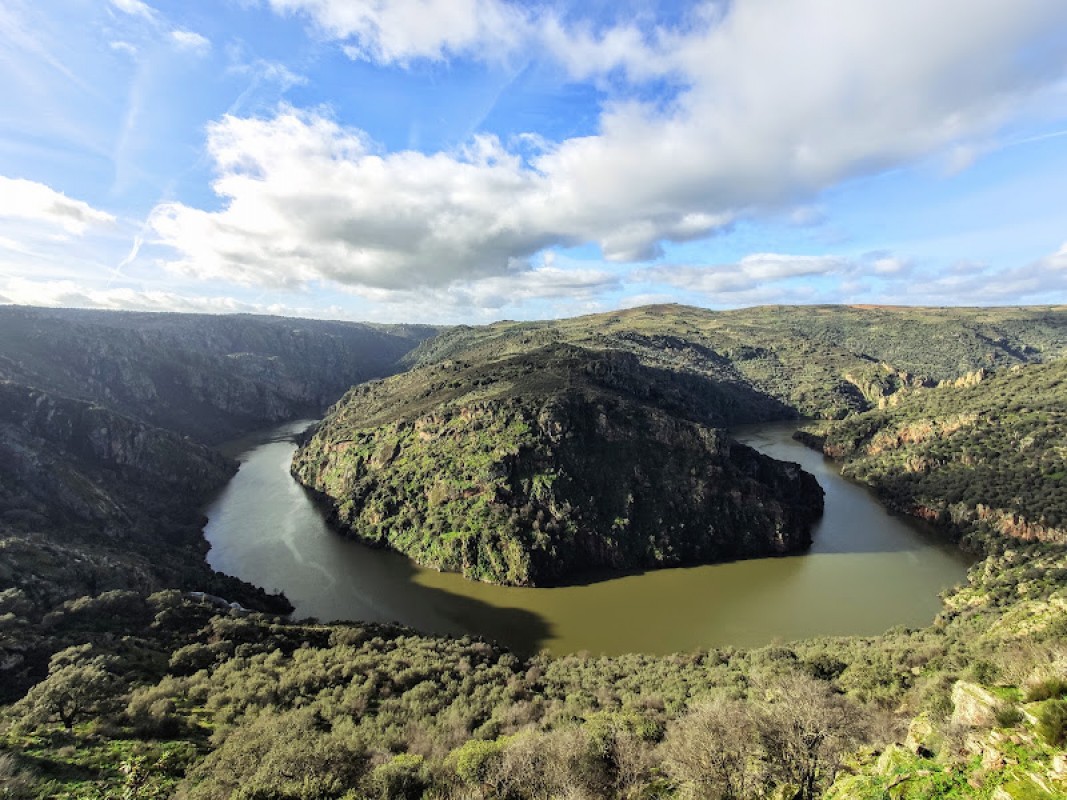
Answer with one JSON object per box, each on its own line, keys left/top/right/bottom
{"left": 0, "top": 303, "right": 1065, "bottom": 799}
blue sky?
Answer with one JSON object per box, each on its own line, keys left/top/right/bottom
{"left": 1, "top": 0, "right": 1066, "bottom": 323}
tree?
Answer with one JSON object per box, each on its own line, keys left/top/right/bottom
{"left": 660, "top": 695, "right": 762, "bottom": 800}
{"left": 18, "top": 661, "right": 116, "bottom": 730}
{"left": 754, "top": 673, "right": 864, "bottom": 800}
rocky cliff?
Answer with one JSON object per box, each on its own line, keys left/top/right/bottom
{"left": 797, "top": 359, "right": 1067, "bottom": 550}
{"left": 0, "top": 306, "right": 437, "bottom": 443}
{"left": 293, "top": 345, "right": 824, "bottom": 585}
{"left": 0, "top": 381, "right": 287, "bottom": 608}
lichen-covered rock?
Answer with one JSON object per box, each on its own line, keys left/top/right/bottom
{"left": 951, "top": 680, "right": 999, "bottom": 728}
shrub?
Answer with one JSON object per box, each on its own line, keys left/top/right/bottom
{"left": 994, "top": 704, "right": 1024, "bottom": 728}
{"left": 1036, "top": 699, "right": 1067, "bottom": 746}
{"left": 1025, "top": 677, "right": 1067, "bottom": 703}
{"left": 365, "top": 754, "right": 429, "bottom": 800}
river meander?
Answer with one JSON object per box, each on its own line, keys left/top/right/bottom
{"left": 203, "top": 420, "right": 973, "bottom": 655}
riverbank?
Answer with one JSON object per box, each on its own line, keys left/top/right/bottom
{"left": 202, "top": 420, "right": 972, "bottom": 655}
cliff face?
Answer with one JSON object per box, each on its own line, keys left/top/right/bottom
{"left": 0, "top": 308, "right": 435, "bottom": 624}
{"left": 0, "top": 381, "right": 233, "bottom": 533}
{"left": 0, "top": 306, "right": 437, "bottom": 443}
{"left": 797, "top": 359, "right": 1067, "bottom": 549}
{"left": 0, "top": 381, "right": 294, "bottom": 610}
{"left": 293, "top": 345, "right": 824, "bottom": 585}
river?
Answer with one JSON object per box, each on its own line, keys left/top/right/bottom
{"left": 203, "top": 420, "right": 973, "bottom": 655}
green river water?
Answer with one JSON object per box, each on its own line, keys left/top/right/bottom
{"left": 203, "top": 420, "right": 973, "bottom": 655}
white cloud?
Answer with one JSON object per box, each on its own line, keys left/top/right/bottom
{"left": 109, "top": 0, "right": 156, "bottom": 20}
{"left": 109, "top": 40, "right": 138, "bottom": 57}
{"left": 1041, "top": 241, "right": 1067, "bottom": 271}
{"left": 267, "top": 0, "right": 528, "bottom": 64}
{"left": 0, "top": 277, "right": 268, "bottom": 314}
{"left": 149, "top": 110, "right": 557, "bottom": 289}
{"left": 229, "top": 57, "right": 306, "bottom": 90}
{"left": 150, "top": 1, "right": 1067, "bottom": 296}
{"left": 338, "top": 263, "right": 620, "bottom": 322}
{"left": 0, "top": 176, "right": 115, "bottom": 235}
{"left": 170, "top": 29, "right": 210, "bottom": 53}
{"left": 645, "top": 253, "right": 846, "bottom": 296}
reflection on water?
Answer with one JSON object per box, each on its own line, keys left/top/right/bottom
{"left": 203, "top": 419, "right": 973, "bottom": 655}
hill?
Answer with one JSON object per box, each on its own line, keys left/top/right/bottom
{"left": 0, "top": 306, "right": 437, "bottom": 442}
{"left": 1, "top": 303, "right": 1065, "bottom": 799}
{"left": 0, "top": 308, "right": 434, "bottom": 697}
{"left": 798, "top": 359, "right": 1067, "bottom": 549}
{"left": 293, "top": 343, "right": 823, "bottom": 585}
{"left": 409, "top": 304, "right": 1067, "bottom": 419}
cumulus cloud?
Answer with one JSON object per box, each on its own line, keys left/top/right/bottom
{"left": 150, "top": 1, "right": 1067, "bottom": 294}
{"left": 149, "top": 110, "right": 558, "bottom": 288}
{"left": 0, "top": 176, "right": 115, "bottom": 235}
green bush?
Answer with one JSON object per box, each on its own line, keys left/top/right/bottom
{"left": 366, "top": 753, "right": 429, "bottom": 800}
{"left": 994, "top": 704, "right": 1023, "bottom": 728}
{"left": 1025, "top": 677, "right": 1067, "bottom": 702}
{"left": 1036, "top": 699, "right": 1067, "bottom": 746}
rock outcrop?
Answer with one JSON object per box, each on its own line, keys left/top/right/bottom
{"left": 293, "top": 345, "right": 824, "bottom": 585}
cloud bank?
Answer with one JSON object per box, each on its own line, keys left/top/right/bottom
{"left": 148, "top": 0, "right": 1067, "bottom": 295}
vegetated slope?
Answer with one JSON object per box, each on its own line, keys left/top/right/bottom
{"left": 0, "top": 381, "right": 290, "bottom": 700}
{"left": 1, "top": 306, "right": 1066, "bottom": 799}
{"left": 799, "top": 359, "right": 1067, "bottom": 549}
{"left": 0, "top": 306, "right": 438, "bottom": 442}
{"left": 409, "top": 304, "right": 1067, "bottom": 419}
{"left": 0, "top": 306, "right": 436, "bottom": 698}
{"left": 2, "top": 542, "right": 1064, "bottom": 800}
{"left": 293, "top": 343, "right": 823, "bottom": 585}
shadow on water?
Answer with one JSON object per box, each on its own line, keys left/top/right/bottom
{"left": 204, "top": 420, "right": 554, "bottom": 655}
{"left": 203, "top": 418, "right": 973, "bottom": 656}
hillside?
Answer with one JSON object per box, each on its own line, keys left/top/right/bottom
{"left": 0, "top": 306, "right": 437, "bottom": 443}
{"left": 293, "top": 343, "right": 823, "bottom": 585}
{"left": 410, "top": 304, "right": 1067, "bottom": 419}
{"left": 0, "top": 309, "right": 434, "bottom": 698}
{"left": 798, "top": 359, "right": 1067, "bottom": 549}
{"left": 0, "top": 304, "right": 1065, "bottom": 799}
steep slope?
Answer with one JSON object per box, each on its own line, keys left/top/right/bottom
{"left": 409, "top": 304, "right": 1067, "bottom": 419}
{"left": 293, "top": 344, "right": 823, "bottom": 585}
{"left": 0, "top": 307, "right": 436, "bottom": 696}
{"left": 798, "top": 359, "right": 1067, "bottom": 549}
{"left": 0, "top": 306, "right": 437, "bottom": 442}
{"left": 0, "top": 381, "right": 293, "bottom": 605}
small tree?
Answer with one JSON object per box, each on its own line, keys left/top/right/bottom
{"left": 755, "top": 672, "right": 864, "bottom": 800}
{"left": 660, "top": 695, "right": 762, "bottom": 800}
{"left": 18, "top": 661, "right": 116, "bottom": 730}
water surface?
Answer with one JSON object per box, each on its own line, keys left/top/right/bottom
{"left": 204, "top": 420, "right": 972, "bottom": 655}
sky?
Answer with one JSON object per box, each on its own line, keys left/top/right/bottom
{"left": 1, "top": 0, "right": 1066, "bottom": 323}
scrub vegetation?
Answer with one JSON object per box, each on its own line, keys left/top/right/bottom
{"left": 1, "top": 304, "right": 1066, "bottom": 798}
